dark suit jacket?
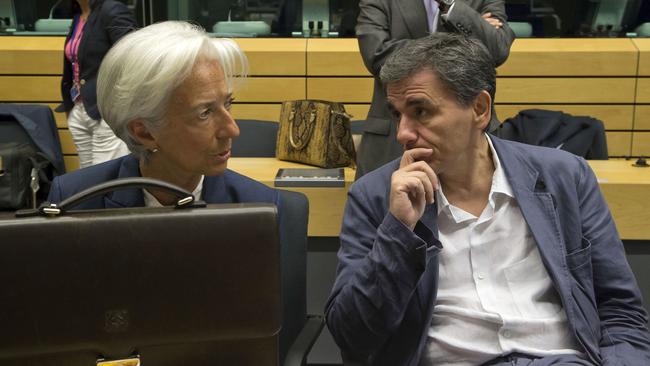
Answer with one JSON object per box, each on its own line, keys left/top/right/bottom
{"left": 496, "top": 109, "right": 609, "bottom": 160}
{"left": 0, "top": 104, "right": 65, "bottom": 175}
{"left": 355, "top": 0, "right": 515, "bottom": 178}
{"left": 47, "top": 154, "right": 281, "bottom": 212}
{"left": 326, "top": 136, "right": 650, "bottom": 366}
{"left": 58, "top": 0, "right": 137, "bottom": 120}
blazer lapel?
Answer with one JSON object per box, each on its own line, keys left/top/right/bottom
{"left": 102, "top": 155, "right": 145, "bottom": 208}
{"left": 492, "top": 138, "right": 573, "bottom": 300}
{"left": 201, "top": 174, "right": 228, "bottom": 204}
{"left": 397, "top": 0, "right": 430, "bottom": 39}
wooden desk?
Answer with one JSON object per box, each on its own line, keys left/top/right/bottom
{"left": 229, "top": 158, "right": 649, "bottom": 240}
{"left": 587, "top": 160, "right": 650, "bottom": 241}
{"left": 228, "top": 159, "right": 355, "bottom": 237}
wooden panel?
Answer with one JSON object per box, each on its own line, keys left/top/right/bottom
{"left": 235, "top": 38, "right": 306, "bottom": 76}
{"left": 307, "top": 39, "right": 370, "bottom": 76}
{"left": 306, "top": 78, "right": 636, "bottom": 105}
{"left": 344, "top": 104, "right": 370, "bottom": 120}
{"left": 64, "top": 155, "right": 80, "bottom": 172}
{"left": 633, "top": 39, "right": 650, "bottom": 76}
{"left": 496, "top": 78, "right": 636, "bottom": 104}
{"left": 0, "top": 36, "right": 65, "bottom": 75}
{"left": 231, "top": 103, "right": 371, "bottom": 128}
{"left": 606, "top": 132, "right": 632, "bottom": 157}
{"left": 42, "top": 102, "right": 67, "bottom": 128}
{"left": 58, "top": 129, "right": 76, "bottom": 155}
{"left": 307, "top": 77, "right": 373, "bottom": 103}
{"left": 635, "top": 106, "right": 650, "bottom": 131}
{"left": 232, "top": 103, "right": 282, "bottom": 122}
{"left": 632, "top": 132, "right": 650, "bottom": 156}
{"left": 637, "top": 78, "right": 650, "bottom": 103}
{"left": 237, "top": 77, "right": 305, "bottom": 102}
{"left": 495, "top": 104, "right": 634, "bottom": 130}
{"left": 499, "top": 39, "right": 638, "bottom": 76}
{"left": 0, "top": 76, "right": 61, "bottom": 101}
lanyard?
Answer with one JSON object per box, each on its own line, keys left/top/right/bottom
{"left": 69, "top": 15, "right": 85, "bottom": 70}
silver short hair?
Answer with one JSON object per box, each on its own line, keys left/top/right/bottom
{"left": 97, "top": 21, "right": 248, "bottom": 161}
{"left": 380, "top": 33, "right": 496, "bottom": 107}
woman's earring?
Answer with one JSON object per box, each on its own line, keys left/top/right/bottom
{"left": 151, "top": 148, "right": 159, "bottom": 153}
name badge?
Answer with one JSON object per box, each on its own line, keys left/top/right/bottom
{"left": 70, "top": 84, "right": 80, "bottom": 102}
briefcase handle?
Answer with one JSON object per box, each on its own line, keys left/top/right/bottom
{"left": 16, "top": 177, "right": 204, "bottom": 217}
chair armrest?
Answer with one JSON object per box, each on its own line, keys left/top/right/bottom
{"left": 283, "top": 315, "right": 325, "bottom": 366}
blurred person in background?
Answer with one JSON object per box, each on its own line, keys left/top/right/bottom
{"left": 354, "top": 0, "right": 515, "bottom": 179}
{"left": 57, "top": 0, "right": 136, "bottom": 169}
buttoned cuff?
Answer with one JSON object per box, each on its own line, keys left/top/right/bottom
{"left": 379, "top": 212, "right": 441, "bottom": 253}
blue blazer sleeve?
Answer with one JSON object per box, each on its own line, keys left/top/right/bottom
{"left": 576, "top": 158, "right": 650, "bottom": 364}
{"left": 324, "top": 179, "right": 438, "bottom": 363}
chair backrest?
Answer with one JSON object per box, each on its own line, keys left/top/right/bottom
{"left": 509, "top": 21, "right": 534, "bottom": 37}
{"left": 277, "top": 189, "right": 309, "bottom": 364}
{"left": 232, "top": 119, "right": 279, "bottom": 157}
{"left": 349, "top": 120, "right": 368, "bottom": 152}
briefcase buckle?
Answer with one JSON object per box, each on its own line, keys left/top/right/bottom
{"left": 97, "top": 356, "right": 140, "bottom": 366}
{"left": 41, "top": 203, "right": 61, "bottom": 216}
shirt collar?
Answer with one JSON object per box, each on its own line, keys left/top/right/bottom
{"left": 143, "top": 175, "right": 205, "bottom": 207}
{"left": 436, "top": 134, "right": 514, "bottom": 217}
{"left": 486, "top": 134, "right": 514, "bottom": 199}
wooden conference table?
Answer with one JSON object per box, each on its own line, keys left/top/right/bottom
{"left": 228, "top": 158, "right": 650, "bottom": 240}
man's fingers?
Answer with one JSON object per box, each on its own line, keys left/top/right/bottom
{"left": 401, "top": 160, "right": 440, "bottom": 191}
{"left": 394, "top": 169, "right": 436, "bottom": 204}
{"left": 482, "top": 12, "right": 492, "bottom": 19}
{"left": 400, "top": 148, "right": 433, "bottom": 168}
{"left": 412, "top": 170, "right": 435, "bottom": 204}
{"left": 483, "top": 16, "right": 503, "bottom": 29}
{"left": 401, "top": 176, "right": 426, "bottom": 205}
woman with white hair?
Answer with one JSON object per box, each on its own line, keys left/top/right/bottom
{"left": 47, "top": 21, "right": 280, "bottom": 210}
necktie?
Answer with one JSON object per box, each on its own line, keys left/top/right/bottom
{"left": 423, "top": 0, "right": 440, "bottom": 33}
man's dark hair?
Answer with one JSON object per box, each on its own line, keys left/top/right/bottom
{"left": 380, "top": 33, "right": 497, "bottom": 107}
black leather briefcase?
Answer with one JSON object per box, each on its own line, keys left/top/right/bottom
{"left": 0, "top": 178, "right": 281, "bottom": 366}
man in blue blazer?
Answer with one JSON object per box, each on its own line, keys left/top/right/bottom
{"left": 325, "top": 33, "right": 650, "bottom": 365}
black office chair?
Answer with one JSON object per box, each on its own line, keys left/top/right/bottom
{"left": 278, "top": 189, "right": 324, "bottom": 366}
{"left": 232, "top": 119, "right": 279, "bottom": 157}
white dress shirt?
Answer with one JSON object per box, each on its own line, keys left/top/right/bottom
{"left": 420, "top": 135, "right": 583, "bottom": 365}
{"left": 143, "top": 175, "right": 204, "bottom": 208}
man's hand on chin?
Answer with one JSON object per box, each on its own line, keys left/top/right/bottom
{"left": 389, "top": 148, "right": 439, "bottom": 230}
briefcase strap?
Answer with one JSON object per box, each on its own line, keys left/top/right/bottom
{"left": 16, "top": 177, "right": 204, "bottom": 217}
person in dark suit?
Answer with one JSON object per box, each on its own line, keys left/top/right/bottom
{"left": 48, "top": 21, "right": 280, "bottom": 212}
{"left": 325, "top": 33, "right": 650, "bottom": 366}
{"left": 57, "top": 0, "right": 135, "bottom": 169}
{"left": 355, "top": 0, "right": 515, "bottom": 179}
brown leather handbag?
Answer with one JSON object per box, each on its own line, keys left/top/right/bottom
{"left": 275, "top": 100, "right": 356, "bottom": 168}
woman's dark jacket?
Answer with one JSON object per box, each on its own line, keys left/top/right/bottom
{"left": 58, "top": 0, "right": 137, "bottom": 120}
